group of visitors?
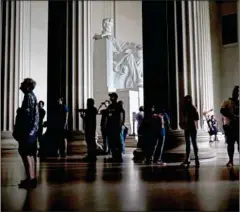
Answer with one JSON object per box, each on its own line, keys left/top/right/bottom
{"left": 134, "top": 95, "right": 200, "bottom": 168}
{"left": 12, "top": 77, "right": 239, "bottom": 189}
{"left": 134, "top": 105, "right": 171, "bottom": 166}
{"left": 78, "top": 92, "right": 128, "bottom": 163}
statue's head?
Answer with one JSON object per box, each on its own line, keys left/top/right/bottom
{"left": 102, "top": 18, "right": 113, "bottom": 34}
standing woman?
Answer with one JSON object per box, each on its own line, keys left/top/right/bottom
{"left": 181, "top": 95, "right": 200, "bottom": 168}
{"left": 16, "top": 78, "right": 39, "bottom": 188}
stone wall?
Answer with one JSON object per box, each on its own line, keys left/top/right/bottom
{"left": 210, "top": 2, "right": 239, "bottom": 130}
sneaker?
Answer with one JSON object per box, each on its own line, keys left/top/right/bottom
{"left": 180, "top": 161, "right": 190, "bottom": 168}
{"left": 156, "top": 161, "right": 167, "bottom": 166}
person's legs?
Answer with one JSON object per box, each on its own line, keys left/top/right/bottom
{"left": 227, "top": 141, "right": 235, "bottom": 165}
{"left": 185, "top": 130, "right": 191, "bottom": 162}
{"left": 26, "top": 156, "right": 35, "bottom": 180}
{"left": 181, "top": 130, "right": 191, "bottom": 167}
{"left": 85, "top": 130, "right": 97, "bottom": 161}
{"left": 59, "top": 130, "right": 67, "bottom": 157}
{"left": 120, "top": 127, "right": 125, "bottom": 154}
{"left": 225, "top": 125, "right": 235, "bottom": 166}
{"left": 158, "top": 136, "right": 166, "bottom": 163}
{"left": 190, "top": 129, "right": 199, "bottom": 167}
{"left": 145, "top": 135, "right": 158, "bottom": 163}
{"left": 19, "top": 142, "right": 37, "bottom": 188}
{"left": 101, "top": 128, "right": 108, "bottom": 153}
{"left": 64, "top": 138, "right": 67, "bottom": 155}
{"left": 89, "top": 139, "right": 97, "bottom": 161}
{"left": 108, "top": 128, "right": 120, "bottom": 161}
{"left": 19, "top": 151, "right": 30, "bottom": 180}
{"left": 153, "top": 135, "right": 162, "bottom": 162}
{"left": 115, "top": 130, "right": 123, "bottom": 161}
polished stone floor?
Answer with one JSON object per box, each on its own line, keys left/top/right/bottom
{"left": 1, "top": 142, "right": 239, "bottom": 212}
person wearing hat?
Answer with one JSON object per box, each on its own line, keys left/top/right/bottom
{"left": 106, "top": 92, "right": 124, "bottom": 162}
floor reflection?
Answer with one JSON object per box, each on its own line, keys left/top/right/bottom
{"left": 1, "top": 151, "right": 239, "bottom": 211}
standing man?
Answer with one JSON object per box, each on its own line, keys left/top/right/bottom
{"left": 106, "top": 93, "right": 124, "bottom": 162}
{"left": 180, "top": 95, "right": 200, "bottom": 168}
{"left": 79, "top": 98, "right": 98, "bottom": 162}
{"left": 99, "top": 100, "right": 110, "bottom": 154}
{"left": 220, "top": 86, "right": 239, "bottom": 167}
{"left": 37, "top": 101, "right": 46, "bottom": 156}
{"left": 55, "top": 97, "right": 69, "bottom": 158}
{"left": 15, "top": 78, "right": 39, "bottom": 188}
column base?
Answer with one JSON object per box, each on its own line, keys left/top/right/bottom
{"left": 164, "top": 129, "right": 216, "bottom": 162}
{"left": 1, "top": 131, "right": 19, "bottom": 151}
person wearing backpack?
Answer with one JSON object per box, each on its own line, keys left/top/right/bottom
{"left": 13, "top": 78, "right": 39, "bottom": 188}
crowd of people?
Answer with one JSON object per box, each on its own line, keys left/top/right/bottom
{"left": 12, "top": 78, "right": 239, "bottom": 189}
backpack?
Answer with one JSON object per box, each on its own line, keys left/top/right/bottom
{"left": 12, "top": 108, "right": 26, "bottom": 142}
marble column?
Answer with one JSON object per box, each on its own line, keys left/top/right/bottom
{"left": 205, "top": 1, "right": 214, "bottom": 111}
{"left": 174, "top": 1, "right": 180, "bottom": 129}
{"left": 165, "top": 1, "right": 216, "bottom": 161}
{"left": 193, "top": 1, "right": 201, "bottom": 126}
{"left": 181, "top": 1, "right": 188, "bottom": 96}
{"left": 204, "top": 2, "right": 210, "bottom": 112}
{"left": 1, "top": 0, "right": 21, "bottom": 150}
{"left": 1, "top": 1, "right": 48, "bottom": 150}
{"left": 188, "top": 1, "right": 195, "bottom": 105}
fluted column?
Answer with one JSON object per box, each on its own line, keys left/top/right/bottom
{"left": 1, "top": 1, "right": 48, "bottom": 150}
{"left": 165, "top": 1, "right": 216, "bottom": 161}
{"left": 193, "top": 0, "right": 201, "bottom": 126}
{"left": 201, "top": 2, "right": 207, "bottom": 114}
{"left": 181, "top": 1, "right": 188, "bottom": 95}
{"left": 1, "top": 1, "right": 20, "bottom": 132}
{"left": 72, "top": 0, "right": 77, "bottom": 131}
{"left": 204, "top": 2, "right": 210, "bottom": 112}
{"left": 174, "top": 1, "right": 180, "bottom": 129}
{"left": 2, "top": 0, "right": 10, "bottom": 132}
{"left": 205, "top": 1, "right": 214, "bottom": 110}
{"left": 188, "top": 1, "right": 195, "bottom": 105}
{"left": 1, "top": 0, "right": 30, "bottom": 149}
